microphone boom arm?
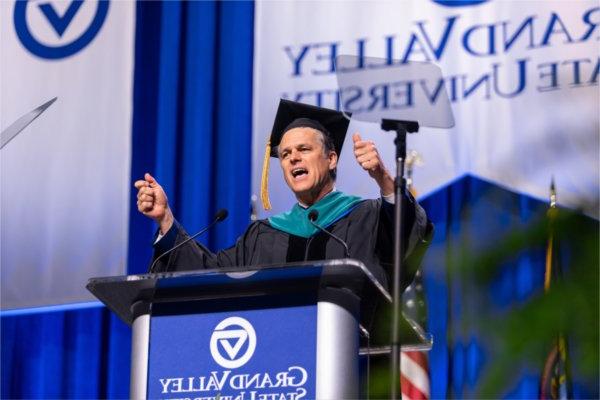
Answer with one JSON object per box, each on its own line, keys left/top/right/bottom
{"left": 307, "top": 210, "right": 350, "bottom": 258}
{"left": 149, "top": 209, "right": 228, "bottom": 273}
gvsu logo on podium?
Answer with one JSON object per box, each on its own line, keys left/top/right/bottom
{"left": 14, "top": 0, "right": 110, "bottom": 59}
{"left": 210, "top": 317, "right": 257, "bottom": 369}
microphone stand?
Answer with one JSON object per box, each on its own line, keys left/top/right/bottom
{"left": 149, "top": 210, "right": 228, "bottom": 273}
{"left": 307, "top": 211, "right": 350, "bottom": 258}
{"left": 381, "top": 118, "right": 419, "bottom": 399}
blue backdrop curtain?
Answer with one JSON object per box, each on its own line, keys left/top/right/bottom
{"left": 421, "top": 176, "right": 547, "bottom": 399}
{"left": 1, "top": 1, "right": 254, "bottom": 398}
{"left": 419, "top": 175, "right": 598, "bottom": 399}
{"left": 128, "top": 0, "right": 254, "bottom": 274}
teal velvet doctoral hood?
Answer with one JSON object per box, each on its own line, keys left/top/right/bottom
{"left": 268, "top": 191, "right": 363, "bottom": 238}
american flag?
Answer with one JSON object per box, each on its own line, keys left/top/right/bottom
{"left": 400, "top": 270, "right": 431, "bottom": 400}
{"left": 401, "top": 350, "right": 430, "bottom": 399}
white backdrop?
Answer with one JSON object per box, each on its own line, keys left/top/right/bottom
{"left": 1, "top": 0, "right": 135, "bottom": 309}
{"left": 252, "top": 0, "right": 599, "bottom": 218}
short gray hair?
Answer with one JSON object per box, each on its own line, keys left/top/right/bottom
{"left": 314, "top": 129, "right": 337, "bottom": 181}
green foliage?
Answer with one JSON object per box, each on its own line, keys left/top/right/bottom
{"left": 367, "top": 204, "right": 599, "bottom": 398}
{"left": 466, "top": 207, "right": 599, "bottom": 396}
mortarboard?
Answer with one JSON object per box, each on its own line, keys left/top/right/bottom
{"left": 261, "top": 99, "right": 351, "bottom": 210}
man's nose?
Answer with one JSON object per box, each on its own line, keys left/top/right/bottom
{"left": 290, "top": 149, "right": 302, "bottom": 162}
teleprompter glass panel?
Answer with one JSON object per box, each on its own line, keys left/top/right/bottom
{"left": 335, "top": 55, "right": 455, "bottom": 128}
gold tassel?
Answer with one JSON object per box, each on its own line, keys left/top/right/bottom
{"left": 544, "top": 233, "right": 553, "bottom": 292}
{"left": 261, "top": 140, "right": 272, "bottom": 210}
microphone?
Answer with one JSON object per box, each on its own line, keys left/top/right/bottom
{"left": 306, "top": 210, "right": 350, "bottom": 258}
{"left": 149, "top": 209, "right": 229, "bottom": 273}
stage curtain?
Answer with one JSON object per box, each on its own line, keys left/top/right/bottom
{"left": 128, "top": 0, "right": 254, "bottom": 274}
{"left": 419, "top": 175, "right": 598, "bottom": 399}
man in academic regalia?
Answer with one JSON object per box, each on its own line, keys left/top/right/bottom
{"left": 134, "top": 99, "right": 432, "bottom": 290}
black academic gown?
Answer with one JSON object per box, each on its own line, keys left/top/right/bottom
{"left": 152, "top": 194, "right": 432, "bottom": 292}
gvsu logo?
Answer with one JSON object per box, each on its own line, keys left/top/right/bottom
{"left": 210, "top": 317, "right": 257, "bottom": 369}
{"left": 14, "top": 0, "right": 110, "bottom": 59}
{"left": 432, "top": 0, "right": 489, "bottom": 7}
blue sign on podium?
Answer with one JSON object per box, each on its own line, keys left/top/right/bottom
{"left": 148, "top": 304, "right": 317, "bottom": 399}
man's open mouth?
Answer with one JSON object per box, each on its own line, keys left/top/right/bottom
{"left": 291, "top": 168, "right": 308, "bottom": 178}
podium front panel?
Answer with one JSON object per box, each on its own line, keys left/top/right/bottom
{"left": 87, "top": 260, "right": 406, "bottom": 398}
{"left": 147, "top": 299, "right": 317, "bottom": 399}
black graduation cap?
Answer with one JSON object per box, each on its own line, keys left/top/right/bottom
{"left": 261, "top": 99, "right": 351, "bottom": 210}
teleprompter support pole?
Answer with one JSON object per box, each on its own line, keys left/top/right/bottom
{"left": 380, "top": 118, "right": 419, "bottom": 400}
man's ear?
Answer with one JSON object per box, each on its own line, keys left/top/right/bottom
{"left": 328, "top": 151, "right": 338, "bottom": 170}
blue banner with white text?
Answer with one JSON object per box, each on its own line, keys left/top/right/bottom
{"left": 148, "top": 304, "right": 317, "bottom": 399}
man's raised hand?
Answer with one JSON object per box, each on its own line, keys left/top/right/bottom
{"left": 352, "top": 133, "right": 394, "bottom": 196}
{"left": 134, "top": 173, "right": 174, "bottom": 234}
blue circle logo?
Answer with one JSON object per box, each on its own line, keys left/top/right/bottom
{"left": 432, "top": 0, "right": 489, "bottom": 7}
{"left": 14, "top": 0, "right": 110, "bottom": 60}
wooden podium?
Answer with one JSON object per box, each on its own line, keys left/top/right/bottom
{"left": 87, "top": 259, "right": 431, "bottom": 399}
